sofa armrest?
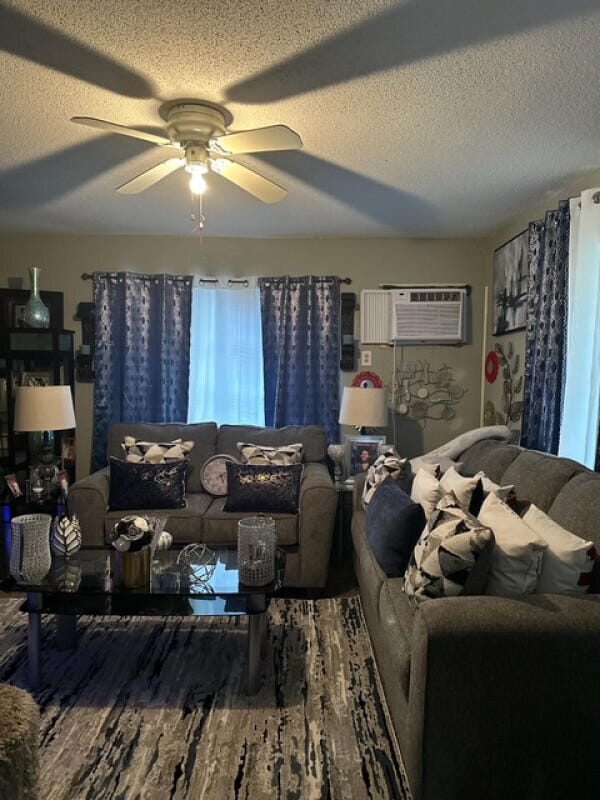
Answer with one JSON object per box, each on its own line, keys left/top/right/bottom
{"left": 405, "top": 594, "right": 600, "bottom": 800}
{"left": 296, "top": 463, "right": 337, "bottom": 587}
{"left": 67, "top": 468, "right": 110, "bottom": 546}
{"left": 352, "top": 472, "right": 367, "bottom": 511}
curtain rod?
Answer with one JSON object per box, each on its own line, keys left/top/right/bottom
{"left": 81, "top": 273, "right": 352, "bottom": 283}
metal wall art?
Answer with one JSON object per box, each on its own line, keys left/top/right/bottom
{"left": 483, "top": 341, "right": 524, "bottom": 430}
{"left": 393, "top": 361, "right": 466, "bottom": 426}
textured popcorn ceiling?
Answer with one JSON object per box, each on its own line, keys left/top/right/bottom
{"left": 0, "top": 0, "right": 599, "bottom": 238}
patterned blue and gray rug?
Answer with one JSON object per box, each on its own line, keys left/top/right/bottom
{"left": 0, "top": 596, "right": 410, "bottom": 799}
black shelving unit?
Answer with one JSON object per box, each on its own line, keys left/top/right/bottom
{"left": 0, "top": 328, "right": 75, "bottom": 487}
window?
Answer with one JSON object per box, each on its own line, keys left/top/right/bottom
{"left": 187, "top": 281, "right": 265, "bottom": 426}
{"left": 559, "top": 189, "right": 600, "bottom": 468}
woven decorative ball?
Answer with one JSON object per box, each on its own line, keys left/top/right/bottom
{"left": 50, "top": 514, "right": 82, "bottom": 557}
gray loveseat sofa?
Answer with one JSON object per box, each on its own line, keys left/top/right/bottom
{"left": 352, "top": 439, "right": 600, "bottom": 800}
{"left": 69, "top": 422, "right": 337, "bottom": 588}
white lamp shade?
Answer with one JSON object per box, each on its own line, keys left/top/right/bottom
{"left": 338, "top": 387, "right": 387, "bottom": 428}
{"left": 14, "top": 385, "right": 76, "bottom": 432}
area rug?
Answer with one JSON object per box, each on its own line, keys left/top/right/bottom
{"left": 0, "top": 596, "right": 411, "bottom": 800}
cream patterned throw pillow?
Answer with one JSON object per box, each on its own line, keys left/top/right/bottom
{"left": 404, "top": 493, "right": 495, "bottom": 604}
{"left": 362, "top": 448, "right": 409, "bottom": 509}
{"left": 237, "top": 442, "right": 303, "bottom": 466}
{"left": 121, "top": 437, "right": 194, "bottom": 464}
{"left": 478, "top": 492, "right": 548, "bottom": 595}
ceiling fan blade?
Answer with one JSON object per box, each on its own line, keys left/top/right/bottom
{"left": 116, "top": 158, "right": 185, "bottom": 194}
{"left": 210, "top": 125, "right": 302, "bottom": 155}
{"left": 213, "top": 160, "right": 287, "bottom": 203}
{"left": 71, "top": 117, "right": 175, "bottom": 148}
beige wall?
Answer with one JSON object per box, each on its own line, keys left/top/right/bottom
{"left": 1, "top": 233, "right": 488, "bottom": 476}
{"left": 481, "top": 167, "right": 600, "bottom": 440}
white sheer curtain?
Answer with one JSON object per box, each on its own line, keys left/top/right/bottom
{"left": 187, "top": 280, "right": 265, "bottom": 426}
{"left": 559, "top": 188, "right": 600, "bottom": 466}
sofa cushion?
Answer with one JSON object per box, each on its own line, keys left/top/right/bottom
{"left": 223, "top": 463, "right": 303, "bottom": 514}
{"left": 217, "top": 424, "right": 327, "bottom": 463}
{"left": 548, "top": 471, "right": 600, "bottom": 549}
{"left": 478, "top": 492, "right": 548, "bottom": 595}
{"left": 121, "top": 436, "right": 194, "bottom": 464}
{"left": 237, "top": 442, "right": 303, "bottom": 465}
{"left": 108, "top": 422, "right": 218, "bottom": 494}
{"left": 352, "top": 508, "right": 387, "bottom": 598}
{"left": 411, "top": 469, "right": 443, "bottom": 518}
{"left": 522, "top": 504, "right": 596, "bottom": 594}
{"left": 404, "top": 495, "right": 494, "bottom": 604}
{"left": 500, "top": 451, "right": 585, "bottom": 512}
{"left": 459, "top": 440, "right": 521, "bottom": 483}
{"left": 409, "top": 455, "right": 461, "bottom": 477}
{"left": 440, "top": 466, "right": 484, "bottom": 514}
{"left": 202, "top": 498, "right": 298, "bottom": 546}
{"left": 362, "top": 450, "right": 409, "bottom": 508}
{"left": 365, "top": 477, "right": 425, "bottom": 578}
{"left": 108, "top": 458, "right": 187, "bottom": 511}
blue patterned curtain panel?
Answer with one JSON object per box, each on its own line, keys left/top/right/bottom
{"left": 259, "top": 275, "right": 341, "bottom": 442}
{"left": 92, "top": 272, "right": 193, "bottom": 470}
{"left": 521, "top": 201, "right": 570, "bottom": 454}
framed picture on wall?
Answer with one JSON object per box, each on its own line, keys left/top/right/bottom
{"left": 345, "top": 435, "right": 386, "bottom": 476}
{"left": 493, "top": 230, "right": 528, "bottom": 335}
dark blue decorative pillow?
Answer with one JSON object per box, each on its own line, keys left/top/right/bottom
{"left": 109, "top": 457, "right": 187, "bottom": 510}
{"left": 223, "top": 463, "right": 302, "bottom": 514}
{"left": 365, "top": 476, "right": 426, "bottom": 577}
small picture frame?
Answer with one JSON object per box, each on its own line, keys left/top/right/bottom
{"left": 4, "top": 473, "right": 22, "bottom": 498}
{"left": 345, "top": 435, "right": 386, "bottom": 476}
{"left": 493, "top": 229, "right": 529, "bottom": 335}
{"left": 20, "top": 371, "right": 52, "bottom": 387}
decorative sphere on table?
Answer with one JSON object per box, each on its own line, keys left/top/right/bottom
{"left": 50, "top": 515, "right": 82, "bottom": 557}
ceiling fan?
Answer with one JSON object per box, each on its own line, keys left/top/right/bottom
{"left": 71, "top": 101, "right": 302, "bottom": 203}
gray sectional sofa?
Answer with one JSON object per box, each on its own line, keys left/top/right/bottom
{"left": 352, "top": 439, "right": 600, "bottom": 800}
{"left": 69, "top": 422, "right": 337, "bottom": 588}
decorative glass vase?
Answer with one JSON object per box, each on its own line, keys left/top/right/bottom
{"left": 238, "top": 515, "right": 277, "bottom": 586}
{"left": 22, "top": 266, "right": 50, "bottom": 328}
{"left": 10, "top": 513, "right": 52, "bottom": 582}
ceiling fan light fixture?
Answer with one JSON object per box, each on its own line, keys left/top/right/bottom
{"left": 188, "top": 167, "right": 208, "bottom": 196}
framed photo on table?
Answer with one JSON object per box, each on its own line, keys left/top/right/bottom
{"left": 493, "top": 229, "right": 529, "bottom": 335}
{"left": 345, "top": 435, "right": 386, "bottom": 477}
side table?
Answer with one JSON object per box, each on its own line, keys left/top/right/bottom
{"left": 334, "top": 479, "right": 355, "bottom": 562}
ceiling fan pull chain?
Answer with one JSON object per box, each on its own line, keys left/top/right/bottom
{"left": 190, "top": 194, "right": 206, "bottom": 235}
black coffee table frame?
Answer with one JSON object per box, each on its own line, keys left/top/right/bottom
{"left": 6, "top": 547, "right": 283, "bottom": 696}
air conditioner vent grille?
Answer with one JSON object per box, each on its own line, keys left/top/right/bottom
{"left": 392, "top": 301, "right": 462, "bottom": 339}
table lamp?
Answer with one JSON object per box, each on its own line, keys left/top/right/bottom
{"left": 338, "top": 386, "right": 387, "bottom": 433}
{"left": 13, "top": 385, "right": 76, "bottom": 482}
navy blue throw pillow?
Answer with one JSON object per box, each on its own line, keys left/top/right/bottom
{"left": 365, "top": 476, "right": 426, "bottom": 577}
{"left": 109, "top": 457, "right": 187, "bottom": 510}
{"left": 223, "top": 463, "right": 302, "bottom": 514}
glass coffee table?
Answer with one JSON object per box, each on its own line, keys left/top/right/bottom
{"left": 1, "top": 546, "right": 284, "bottom": 695}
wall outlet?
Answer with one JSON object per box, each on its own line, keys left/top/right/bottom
{"left": 360, "top": 350, "right": 372, "bottom": 366}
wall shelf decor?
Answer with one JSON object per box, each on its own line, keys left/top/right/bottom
{"left": 0, "top": 328, "right": 75, "bottom": 484}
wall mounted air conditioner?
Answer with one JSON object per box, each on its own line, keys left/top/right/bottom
{"left": 390, "top": 287, "right": 467, "bottom": 343}
{"left": 360, "top": 290, "right": 390, "bottom": 344}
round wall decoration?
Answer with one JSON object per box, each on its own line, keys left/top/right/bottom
{"left": 485, "top": 351, "right": 500, "bottom": 383}
{"left": 200, "top": 454, "right": 238, "bottom": 496}
{"left": 351, "top": 371, "right": 384, "bottom": 388}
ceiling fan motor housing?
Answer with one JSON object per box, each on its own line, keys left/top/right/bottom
{"left": 166, "top": 103, "right": 226, "bottom": 147}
